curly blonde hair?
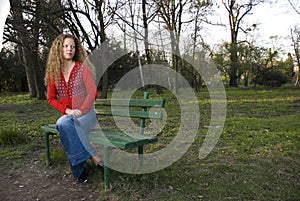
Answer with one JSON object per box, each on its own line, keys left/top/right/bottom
{"left": 44, "top": 34, "right": 95, "bottom": 85}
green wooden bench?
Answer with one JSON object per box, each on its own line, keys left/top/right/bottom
{"left": 40, "top": 92, "right": 166, "bottom": 190}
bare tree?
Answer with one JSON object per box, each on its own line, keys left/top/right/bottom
{"left": 5, "top": 0, "right": 106, "bottom": 98}
{"left": 142, "top": 0, "right": 157, "bottom": 65}
{"left": 291, "top": 27, "right": 300, "bottom": 85}
{"left": 189, "top": 0, "right": 213, "bottom": 91}
{"left": 107, "top": 0, "right": 155, "bottom": 89}
{"left": 288, "top": 0, "right": 300, "bottom": 15}
{"left": 221, "top": 0, "right": 265, "bottom": 87}
{"left": 8, "top": 0, "right": 48, "bottom": 99}
{"left": 62, "top": 0, "right": 103, "bottom": 50}
{"left": 94, "top": 0, "right": 109, "bottom": 98}
{"left": 152, "top": 0, "right": 214, "bottom": 92}
{"left": 153, "top": 0, "right": 186, "bottom": 93}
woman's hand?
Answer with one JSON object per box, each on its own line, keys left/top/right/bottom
{"left": 65, "top": 108, "right": 82, "bottom": 118}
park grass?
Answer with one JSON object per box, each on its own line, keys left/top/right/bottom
{"left": 0, "top": 87, "right": 299, "bottom": 200}
{"left": 0, "top": 92, "right": 60, "bottom": 163}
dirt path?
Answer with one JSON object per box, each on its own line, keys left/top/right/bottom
{"left": 0, "top": 150, "right": 103, "bottom": 201}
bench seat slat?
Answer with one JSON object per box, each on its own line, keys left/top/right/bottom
{"left": 87, "top": 136, "right": 135, "bottom": 149}
{"left": 95, "top": 109, "right": 163, "bottom": 119}
{"left": 88, "top": 132, "right": 153, "bottom": 149}
{"left": 94, "top": 99, "right": 165, "bottom": 108}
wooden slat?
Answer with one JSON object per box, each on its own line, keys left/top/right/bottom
{"left": 94, "top": 99, "right": 166, "bottom": 108}
{"left": 88, "top": 129, "right": 156, "bottom": 149}
{"left": 94, "top": 109, "right": 164, "bottom": 119}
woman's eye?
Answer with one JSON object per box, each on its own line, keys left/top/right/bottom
{"left": 62, "top": 45, "right": 76, "bottom": 49}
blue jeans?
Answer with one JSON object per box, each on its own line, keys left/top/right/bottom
{"left": 56, "top": 110, "right": 97, "bottom": 179}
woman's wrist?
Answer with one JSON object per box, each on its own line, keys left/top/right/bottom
{"left": 65, "top": 107, "right": 71, "bottom": 115}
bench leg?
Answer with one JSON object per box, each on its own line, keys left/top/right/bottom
{"left": 138, "top": 146, "right": 144, "bottom": 166}
{"left": 103, "top": 146, "right": 110, "bottom": 191}
{"left": 44, "top": 132, "right": 51, "bottom": 166}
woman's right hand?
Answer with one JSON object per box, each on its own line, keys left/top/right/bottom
{"left": 65, "top": 108, "right": 82, "bottom": 118}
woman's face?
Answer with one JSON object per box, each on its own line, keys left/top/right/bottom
{"left": 62, "top": 37, "right": 76, "bottom": 61}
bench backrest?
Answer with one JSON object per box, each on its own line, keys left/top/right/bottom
{"left": 94, "top": 92, "right": 166, "bottom": 135}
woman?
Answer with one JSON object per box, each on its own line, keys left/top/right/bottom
{"left": 44, "top": 33, "right": 103, "bottom": 183}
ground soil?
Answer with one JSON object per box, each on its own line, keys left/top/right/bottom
{"left": 0, "top": 149, "right": 104, "bottom": 201}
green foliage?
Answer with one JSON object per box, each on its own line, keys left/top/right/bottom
{"left": 212, "top": 42, "right": 296, "bottom": 87}
{"left": 0, "top": 92, "right": 59, "bottom": 147}
{"left": 0, "top": 48, "right": 27, "bottom": 92}
{"left": 260, "top": 69, "right": 289, "bottom": 87}
{"left": 0, "top": 125, "right": 27, "bottom": 146}
{"left": 49, "top": 147, "right": 68, "bottom": 164}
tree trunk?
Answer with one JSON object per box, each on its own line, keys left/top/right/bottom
{"left": 142, "top": 0, "right": 152, "bottom": 65}
{"left": 10, "top": 0, "right": 45, "bottom": 98}
{"left": 11, "top": 0, "right": 37, "bottom": 96}
{"left": 32, "top": 0, "right": 46, "bottom": 99}
{"left": 169, "top": 30, "right": 178, "bottom": 93}
{"left": 229, "top": 61, "right": 238, "bottom": 87}
{"left": 229, "top": 39, "right": 239, "bottom": 87}
{"left": 22, "top": 47, "right": 37, "bottom": 97}
{"left": 95, "top": 0, "right": 108, "bottom": 99}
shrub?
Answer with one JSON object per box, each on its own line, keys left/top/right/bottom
{"left": 260, "top": 69, "right": 288, "bottom": 87}
{"left": 0, "top": 126, "right": 27, "bottom": 146}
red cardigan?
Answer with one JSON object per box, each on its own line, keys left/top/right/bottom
{"left": 47, "top": 62, "right": 98, "bottom": 115}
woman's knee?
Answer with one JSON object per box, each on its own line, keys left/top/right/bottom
{"left": 56, "top": 115, "right": 73, "bottom": 129}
